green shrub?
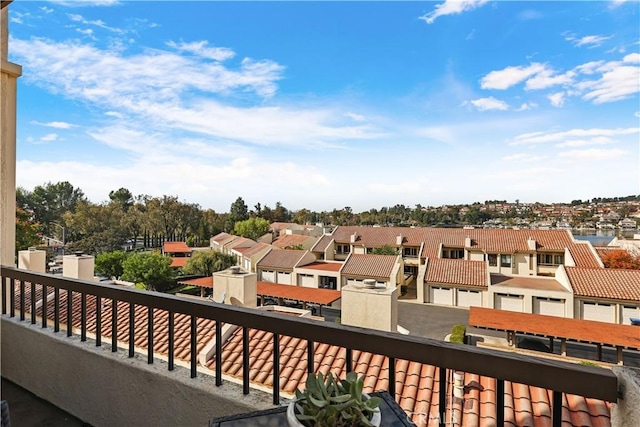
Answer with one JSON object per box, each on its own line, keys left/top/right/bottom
{"left": 450, "top": 324, "right": 467, "bottom": 344}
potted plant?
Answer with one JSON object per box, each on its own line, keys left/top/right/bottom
{"left": 287, "top": 371, "right": 381, "bottom": 427}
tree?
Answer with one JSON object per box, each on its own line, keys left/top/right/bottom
{"left": 109, "top": 188, "right": 134, "bottom": 211}
{"left": 15, "top": 208, "right": 41, "bottom": 251}
{"left": 121, "top": 252, "right": 176, "bottom": 291}
{"left": 95, "top": 251, "right": 130, "bottom": 279}
{"left": 229, "top": 197, "right": 249, "bottom": 223}
{"left": 372, "top": 245, "right": 399, "bottom": 255}
{"left": 182, "top": 250, "right": 237, "bottom": 277}
{"left": 233, "top": 217, "right": 270, "bottom": 241}
{"left": 17, "top": 181, "right": 86, "bottom": 235}
{"left": 601, "top": 250, "right": 640, "bottom": 270}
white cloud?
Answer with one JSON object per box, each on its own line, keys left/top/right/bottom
{"left": 480, "top": 63, "right": 547, "bottom": 90}
{"left": 565, "top": 33, "right": 612, "bottom": 48}
{"left": 510, "top": 127, "right": 639, "bottom": 146}
{"left": 345, "top": 112, "right": 366, "bottom": 122}
{"left": 515, "top": 102, "right": 537, "bottom": 111}
{"left": 76, "top": 28, "right": 95, "bottom": 37}
{"left": 465, "top": 96, "right": 509, "bottom": 111}
{"left": 166, "top": 40, "right": 235, "bottom": 62}
{"left": 547, "top": 92, "right": 565, "bottom": 107}
{"left": 419, "top": 0, "right": 490, "bottom": 24}
{"left": 66, "top": 13, "right": 124, "bottom": 34}
{"left": 525, "top": 69, "right": 574, "bottom": 90}
{"left": 623, "top": 53, "right": 640, "bottom": 63}
{"left": 34, "top": 133, "right": 59, "bottom": 144}
{"left": 31, "top": 121, "right": 78, "bottom": 129}
{"left": 40, "top": 7, "right": 55, "bottom": 14}
{"left": 48, "top": 1, "right": 121, "bottom": 7}
{"left": 556, "top": 137, "right": 614, "bottom": 148}
{"left": 577, "top": 62, "right": 640, "bottom": 103}
{"left": 559, "top": 148, "right": 626, "bottom": 160}
{"left": 501, "top": 153, "right": 543, "bottom": 162}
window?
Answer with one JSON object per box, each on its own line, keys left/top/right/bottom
{"left": 500, "top": 254, "right": 511, "bottom": 267}
{"left": 537, "top": 253, "right": 564, "bottom": 266}
{"left": 403, "top": 247, "right": 418, "bottom": 257}
{"left": 336, "top": 244, "right": 351, "bottom": 255}
{"left": 488, "top": 254, "right": 497, "bottom": 266}
{"left": 366, "top": 248, "right": 373, "bottom": 254}
{"left": 442, "top": 248, "right": 464, "bottom": 259}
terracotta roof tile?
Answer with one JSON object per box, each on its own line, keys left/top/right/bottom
{"left": 341, "top": 254, "right": 398, "bottom": 279}
{"left": 170, "top": 257, "right": 189, "bottom": 268}
{"left": 226, "top": 237, "right": 256, "bottom": 250}
{"left": 297, "top": 261, "right": 343, "bottom": 272}
{"left": 311, "top": 235, "right": 333, "bottom": 253}
{"left": 239, "top": 242, "right": 272, "bottom": 257}
{"left": 163, "top": 241, "right": 191, "bottom": 254}
{"left": 257, "top": 249, "right": 307, "bottom": 270}
{"left": 566, "top": 267, "right": 640, "bottom": 301}
{"left": 426, "top": 258, "right": 487, "bottom": 287}
{"left": 272, "top": 234, "right": 314, "bottom": 249}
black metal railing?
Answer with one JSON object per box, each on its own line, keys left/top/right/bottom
{"left": 0, "top": 266, "right": 619, "bottom": 427}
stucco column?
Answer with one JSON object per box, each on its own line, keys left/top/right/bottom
{"left": 1, "top": 6, "right": 22, "bottom": 267}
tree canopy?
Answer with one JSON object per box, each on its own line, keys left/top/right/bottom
{"left": 121, "top": 252, "right": 176, "bottom": 291}
{"left": 95, "top": 250, "right": 130, "bottom": 279}
{"left": 601, "top": 250, "right": 640, "bottom": 270}
{"left": 182, "top": 250, "right": 237, "bottom": 277}
{"left": 15, "top": 208, "right": 41, "bottom": 251}
{"left": 233, "top": 217, "right": 270, "bottom": 241}
{"left": 372, "top": 245, "right": 399, "bottom": 255}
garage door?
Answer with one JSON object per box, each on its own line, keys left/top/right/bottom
{"left": 299, "top": 274, "right": 315, "bottom": 288}
{"left": 621, "top": 305, "right": 640, "bottom": 325}
{"left": 533, "top": 297, "right": 565, "bottom": 318}
{"left": 261, "top": 270, "right": 275, "bottom": 282}
{"left": 430, "top": 286, "right": 453, "bottom": 305}
{"left": 277, "top": 272, "right": 291, "bottom": 285}
{"left": 457, "top": 289, "right": 482, "bottom": 308}
{"left": 495, "top": 294, "right": 524, "bottom": 312}
{"left": 582, "top": 301, "right": 615, "bottom": 323}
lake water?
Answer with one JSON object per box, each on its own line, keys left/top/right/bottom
{"left": 571, "top": 229, "right": 637, "bottom": 246}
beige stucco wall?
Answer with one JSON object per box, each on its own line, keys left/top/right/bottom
{"left": 341, "top": 284, "right": 398, "bottom": 332}
{"left": 212, "top": 269, "right": 257, "bottom": 307}
{"left": 63, "top": 255, "right": 96, "bottom": 281}
{"left": 18, "top": 249, "right": 47, "bottom": 273}
{"left": 488, "top": 284, "right": 574, "bottom": 317}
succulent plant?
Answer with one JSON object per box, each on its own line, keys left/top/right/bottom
{"left": 293, "top": 371, "right": 381, "bottom": 427}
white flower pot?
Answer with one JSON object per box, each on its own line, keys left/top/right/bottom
{"left": 286, "top": 393, "right": 381, "bottom": 427}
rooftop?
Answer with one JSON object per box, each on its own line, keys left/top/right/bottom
{"left": 491, "top": 274, "right": 568, "bottom": 292}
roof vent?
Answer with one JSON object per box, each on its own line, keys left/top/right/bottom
{"left": 363, "top": 279, "right": 376, "bottom": 289}
{"left": 229, "top": 266, "right": 241, "bottom": 274}
{"left": 74, "top": 251, "right": 84, "bottom": 257}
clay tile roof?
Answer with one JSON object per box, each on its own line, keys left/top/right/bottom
{"left": 226, "top": 237, "right": 256, "bottom": 250}
{"left": 594, "top": 246, "right": 620, "bottom": 261}
{"left": 272, "top": 234, "right": 313, "bottom": 249}
{"left": 270, "top": 222, "right": 297, "bottom": 232}
{"left": 163, "top": 241, "right": 191, "bottom": 254}
{"left": 170, "top": 257, "right": 189, "bottom": 268}
{"left": 211, "top": 232, "right": 232, "bottom": 243}
{"left": 311, "top": 235, "right": 333, "bottom": 253}
{"left": 206, "top": 327, "right": 613, "bottom": 427}
{"left": 256, "top": 282, "right": 341, "bottom": 305}
{"left": 239, "top": 242, "right": 272, "bottom": 257}
{"left": 566, "top": 267, "right": 640, "bottom": 301}
{"left": 178, "top": 277, "right": 213, "bottom": 288}
{"left": 298, "top": 261, "right": 343, "bottom": 272}
{"left": 341, "top": 254, "right": 398, "bottom": 279}
{"left": 257, "top": 249, "right": 307, "bottom": 270}
{"left": 426, "top": 259, "right": 487, "bottom": 288}
{"left": 469, "top": 306, "right": 640, "bottom": 349}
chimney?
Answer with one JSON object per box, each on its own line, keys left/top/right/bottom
{"left": 212, "top": 267, "right": 257, "bottom": 307}
{"left": 396, "top": 235, "right": 403, "bottom": 246}
{"left": 465, "top": 236, "right": 472, "bottom": 248}
{"left": 62, "top": 251, "right": 96, "bottom": 281}
{"left": 18, "top": 247, "right": 46, "bottom": 273}
{"left": 350, "top": 233, "right": 358, "bottom": 243}
{"left": 527, "top": 237, "right": 536, "bottom": 251}
{"left": 341, "top": 281, "right": 398, "bottom": 332}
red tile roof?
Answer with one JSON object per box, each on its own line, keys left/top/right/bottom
{"left": 491, "top": 274, "right": 568, "bottom": 292}
{"left": 298, "top": 261, "right": 343, "bottom": 272}
{"left": 272, "top": 234, "right": 313, "bottom": 249}
{"left": 566, "top": 267, "right": 640, "bottom": 301}
{"left": 170, "top": 257, "right": 189, "bottom": 268}
{"left": 163, "top": 241, "right": 191, "bottom": 254}
{"left": 226, "top": 237, "right": 256, "bottom": 250}
{"left": 426, "top": 259, "right": 487, "bottom": 288}
{"left": 178, "top": 277, "right": 213, "bottom": 288}
{"left": 256, "top": 281, "right": 341, "bottom": 306}
{"left": 311, "top": 235, "right": 333, "bottom": 253}
{"left": 206, "top": 327, "right": 612, "bottom": 427}
{"left": 237, "top": 242, "right": 272, "bottom": 257}
{"left": 341, "top": 254, "right": 398, "bottom": 279}
{"left": 257, "top": 249, "right": 308, "bottom": 270}
{"left": 469, "top": 306, "right": 640, "bottom": 349}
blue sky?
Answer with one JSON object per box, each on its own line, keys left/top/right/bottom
{"left": 8, "top": 0, "right": 640, "bottom": 212}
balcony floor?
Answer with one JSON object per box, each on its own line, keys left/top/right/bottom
{"left": 1, "top": 378, "right": 90, "bottom": 427}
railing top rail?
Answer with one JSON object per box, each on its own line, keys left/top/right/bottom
{"left": 1, "top": 266, "right": 618, "bottom": 402}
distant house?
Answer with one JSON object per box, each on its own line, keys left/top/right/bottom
{"left": 163, "top": 241, "right": 192, "bottom": 269}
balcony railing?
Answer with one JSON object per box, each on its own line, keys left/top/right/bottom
{"left": 0, "top": 266, "right": 619, "bottom": 427}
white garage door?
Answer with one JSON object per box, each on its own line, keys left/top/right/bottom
{"left": 533, "top": 297, "right": 565, "bottom": 318}
{"left": 277, "top": 271, "right": 291, "bottom": 285}
{"left": 430, "top": 286, "right": 453, "bottom": 305}
{"left": 495, "top": 294, "right": 524, "bottom": 312}
{"left": 299, "top": 274, "right": 315, "bottom": 288}
{"left": 261, "top": 270, "right": 275, "bottom": 282}
{"left": 621, "top": 305, "right": 640, "bottom": 325}
{"left": 582, "top": 301, "right": 616, "bottom": 323}
{"left": 457, "top": 289, "right": 482, "bottom": 308}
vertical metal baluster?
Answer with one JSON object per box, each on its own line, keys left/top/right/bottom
{"left": 215, "top": 321, "right": 221, "bottom": 385}
{"left": 128, "top": 303, "right": 135, "bottom": 357}
{"left": 552, "top": 390, "right": 563, "bottom": 427}
{"left": 19, "top": 280, "right": 25, "bottom": 321}
{"left": 345, "top": 348, "right": 353, "bottom": 373}
{"left": 54, "top": 288, "right": 59, "bottom": 332}
{"left": 10, "top": 278, "right": 15, "bottom": 318}
{"left": 66, "top": 290, "right": 72, "bottom": 337}
{"left": 30, "top": 282, "right": 36, "bottom": 324}
{"left": 242, "top": 326, "right": 249, "bottom": 395}
{"left": 111, "top": 299, "right": 118, "bottom": 352}
{"left": 95, "top": 296, "right": 102, "bottom": 346}
{"left": 80, "top": 293, "right": 87, "bottom": 341}
{"left": 168, "top": 311, "right": 174, "bottom": 371}
{"left": 147, "top": 307, "right": 154, "bottom": 364}
{"left": 272, "top": 333, "right": 280, "bottom": 405}
{"left": 496, "top": 379, "right": 505, "bottom": 427}
{"left": 307, "top": 340, "right": 314, "bottom": 375}
{"left": 388, "top": 357, "right": 396, "bottom": 398}
{"left": 439, "top": 368, "right": 447, "bottom": 427}
{"left": 190, "top": 316, "right": 197, "bottom": 378}
{"left": 42, "top": 284, "right": 48, "bottom": 328}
